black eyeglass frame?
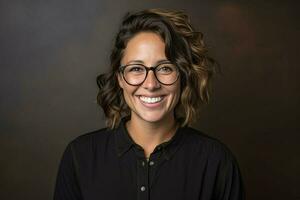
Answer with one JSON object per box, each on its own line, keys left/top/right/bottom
{"left": 118, "top": 62, "right": 180, "bottom": 86}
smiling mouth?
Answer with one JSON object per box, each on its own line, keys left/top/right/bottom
{"left": 139, "top": 96, "right": 164, "bottom": 104}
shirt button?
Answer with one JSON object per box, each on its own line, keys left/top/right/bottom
{"left": 149, "top": 161, "right": 154, "bottom": 166}
{"left": 141, "top": 161, "right": 145, "bottom": 166}
{"left": 140, "top": 186, "right": 146, "bottom": 192}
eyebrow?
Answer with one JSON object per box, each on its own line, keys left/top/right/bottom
{"left": 126, "top": 59, "right": 171, "bottom": 65}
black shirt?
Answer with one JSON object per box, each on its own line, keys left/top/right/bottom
{"left": 54, "top": 117, "right": 245, "bottom": 200}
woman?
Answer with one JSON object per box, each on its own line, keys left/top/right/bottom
{"left": 54, "top": 8, "right": 245, "bottom": 200}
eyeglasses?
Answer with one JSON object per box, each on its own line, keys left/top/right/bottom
{"left": 119, "top": 62, "right": 180, "bottom": 86}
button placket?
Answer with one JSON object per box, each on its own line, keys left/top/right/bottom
{"left": 149, "top": 161, "right": 154, "bottom": 166}
{"left": 137, "top": 158, "right": 149, "bottom": 200}
{"left": 140, "top": 186, "right": 146, "bottom": 192}
{"left": 148, "top": 150, "right": 168, "bottom": 189}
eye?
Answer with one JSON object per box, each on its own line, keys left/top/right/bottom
{"left": 157, "top": 64, "right": 175, "bottom": 74}
{"left": 161, "top": 66, "right": 173, "bottom": 72}
{"left": 126, "top": 65, "right": 145, "bottom": 73}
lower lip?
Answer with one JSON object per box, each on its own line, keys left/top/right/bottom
{"left": 138, "top": 96, "right": 165, "bottom": 108}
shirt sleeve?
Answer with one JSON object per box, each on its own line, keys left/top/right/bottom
{"left": 53, "top": 142, "right": 83, "bottom": 200}
{"left": 213, "top": 146, "right": 246, "bottom": 200}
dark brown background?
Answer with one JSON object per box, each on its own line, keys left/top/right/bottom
{"left": 1, "top": 0, "right": 299, "bottom": 199}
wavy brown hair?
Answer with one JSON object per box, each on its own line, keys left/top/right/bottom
{"left": 97, "top": 8, "right": 217, "bottom": 129}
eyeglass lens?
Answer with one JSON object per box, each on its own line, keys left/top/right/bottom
{"left": 123, "top": 63, "right": 178, "bottom": 85}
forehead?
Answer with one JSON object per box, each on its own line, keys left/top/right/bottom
{"left": 121, "top": 32, "right": 166, "bottom": 64}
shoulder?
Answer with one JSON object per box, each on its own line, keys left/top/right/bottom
{"left": 182, "top": 127, "right": 245, "bottom": 199}
{"left": 182, "top": 126, "right": 237, "bottom": 162}
{"left": 68, "top": 127, "right": 115, "bottom": 152}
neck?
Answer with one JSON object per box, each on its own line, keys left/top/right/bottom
{"left": 126, "top": 114, "right": 178, "bottom": 153}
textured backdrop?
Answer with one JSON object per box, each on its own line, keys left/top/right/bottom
{"left": 1, "top": 0, "right": 299, "bottom": 199}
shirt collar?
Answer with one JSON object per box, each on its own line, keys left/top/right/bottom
{"left": 114, "top": 116, "right": 187, "bottom": 160}
{"left": 114, "top": 116, "right": 135, "bottom": 157}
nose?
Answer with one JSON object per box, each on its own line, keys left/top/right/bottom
{"left": 142, "top": 70, "right": 161, "bottom": 90}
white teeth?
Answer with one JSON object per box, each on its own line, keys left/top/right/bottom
{"left": 139, "top": 96, "right": 163, "bottom": 104}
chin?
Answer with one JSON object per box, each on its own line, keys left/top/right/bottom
{"left": 135, "top": 111, "right": 173, "bottom": 124}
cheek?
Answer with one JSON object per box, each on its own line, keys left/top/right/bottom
{"left": 168, "top": 84, "right": 181, "bottom": 105}
{"left": 174, "top": 92, "right": 181, "bottom": 106}
{"left": 121, "top": 85, "right": 137, "bottom": 101}
{"left": 122, "top": 87, "right": 131, "bottom": 100}
{"left": 122, "top": 89, "right": 132, "bottom": 108}
{"left": 174, "top": 85, "right": 181, "bottom": 105}
{"left": 117, "top": 75, "right": 124, "bottom": 89}
{"left": 173, "top": 81, "right": 181, "bottom": 96}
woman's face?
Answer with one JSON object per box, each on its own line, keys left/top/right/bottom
{"left": 118, "top": 32, "right": 181, "bottom": 124}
